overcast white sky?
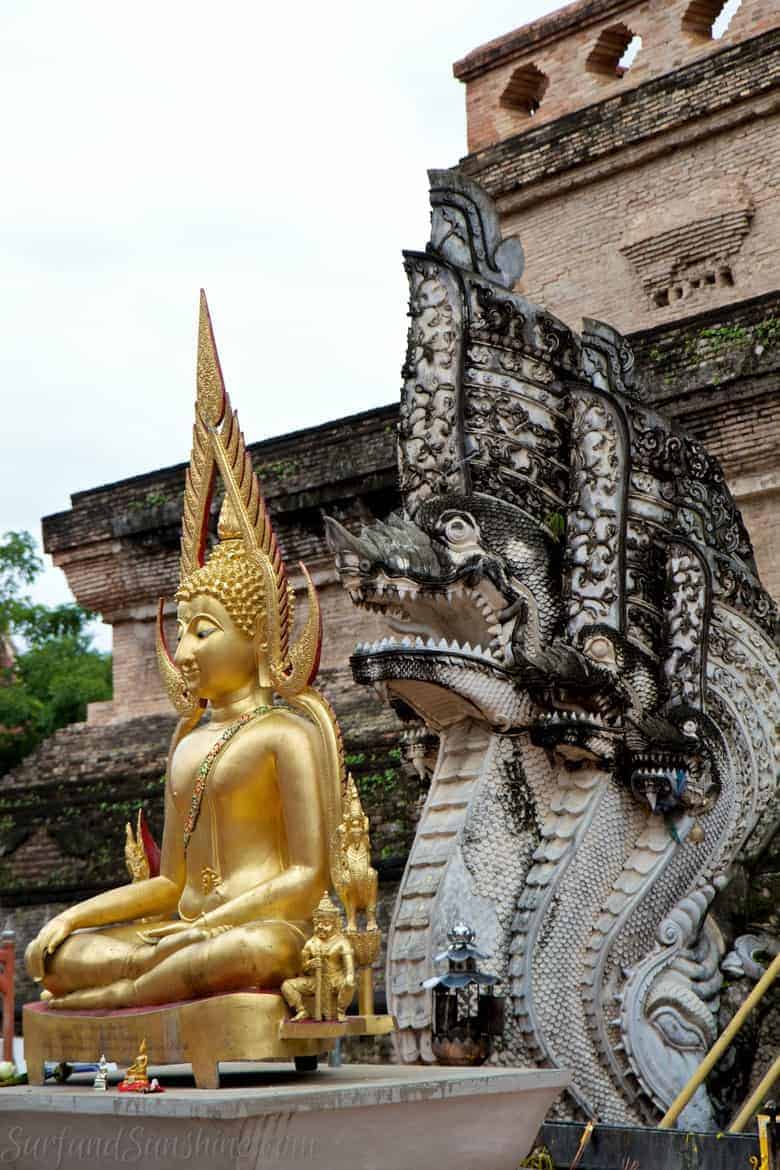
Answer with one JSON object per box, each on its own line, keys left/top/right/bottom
{"left": 1, "top": 1, "right": 563, "bottom": 649}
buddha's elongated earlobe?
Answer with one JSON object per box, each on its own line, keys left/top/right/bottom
{"left": 155, "top": 598, "right": 202, "bottom": 718}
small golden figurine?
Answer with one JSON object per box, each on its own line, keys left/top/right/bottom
{"left": 281, "top": 893, "right": 355, "bottom": 1022}
{"left": 118, "top": 1038, "right": 149, "bottom": 1092}
{"left": 333, "top": 775, "right": 378, "bottom": 932}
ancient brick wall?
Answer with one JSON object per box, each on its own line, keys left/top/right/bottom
{"left": 456, "top": 0, "right": 779, "bottom": 615}
{"left": 633, "top": 291, "right": 780, "bottom": 598}
{"left": 456, "top": 0, "right": 777, "bottom": 152}
{"left": 459, "top": 28, "right": 779, "bottom": 337}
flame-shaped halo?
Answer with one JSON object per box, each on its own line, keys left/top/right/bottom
{"left": 155, "top": 291, "right": 322, "bottom": 712}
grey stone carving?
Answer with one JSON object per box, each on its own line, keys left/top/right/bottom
{"left": 325, "top": 170, "right": 779, "bottom": 1127}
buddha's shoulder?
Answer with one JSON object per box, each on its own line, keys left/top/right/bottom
{"left": 245, "top": 705, "right": 317, "bottom": 745}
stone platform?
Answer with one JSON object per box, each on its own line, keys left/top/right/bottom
{"left": 23, "top": 994, "right": 393, "bottom": 1088}
{"left": 0, "top": 1062, "right": 570, "bottom": 1170}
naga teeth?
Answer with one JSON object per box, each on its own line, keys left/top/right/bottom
{"left": 354, "top": 633, "right": 499, "bottom": 663}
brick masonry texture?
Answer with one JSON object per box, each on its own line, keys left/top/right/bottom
{"left": 456, "top": 0, "right": 778, "bottom": 150}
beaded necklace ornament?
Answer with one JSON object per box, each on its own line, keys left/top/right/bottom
{"left": 183, "top": 705, "right": 271, "bottom": 851}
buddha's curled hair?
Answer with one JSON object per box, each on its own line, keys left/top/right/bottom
{"left": 176, "top": 537, "right": 266, "bottom": 639}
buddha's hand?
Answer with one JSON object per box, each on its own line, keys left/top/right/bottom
{"left": 137, "top": 918, "right": 214, "bottom": 960}
{"left": 25, "top": 914, "right": 75, "bottom": 981}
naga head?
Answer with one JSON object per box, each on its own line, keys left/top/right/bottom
{"left": 323, "top": 170, "right": 776, "bottom": 816}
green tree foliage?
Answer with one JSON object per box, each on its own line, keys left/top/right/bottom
{"left": 0, "top": 530, "right": 112, "bottom": 775}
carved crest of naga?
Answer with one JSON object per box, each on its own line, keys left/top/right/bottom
{"left": 326, "top": 170, "right": 779, "bottom": 1128}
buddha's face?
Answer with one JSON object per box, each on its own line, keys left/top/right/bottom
{"left": 175, "top": 594, "right": 258, "bottom": 702}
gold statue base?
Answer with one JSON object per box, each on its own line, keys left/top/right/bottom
{"left": 23, "top": 993, "right": 372, "bottom": 1089}
{"left": 279, "top": 1014, "right": 395, "bottom": 1040}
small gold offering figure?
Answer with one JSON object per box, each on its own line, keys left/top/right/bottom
{"left": 119, "top": 1038, "right": 149, "bottom": 1091}
{"left": 332, "top": 775, "right": 378, "bottom": 932}
{"left": 282, "top": 893, "right": 355, "bottom": 1021}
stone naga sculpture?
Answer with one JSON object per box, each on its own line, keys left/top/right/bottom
{"left": 326, "top": 170, "right": 780, "bottom": 1128}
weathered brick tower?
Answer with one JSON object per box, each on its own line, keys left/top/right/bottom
{"left": 3, "top": 0, "right": 778, "bottom": 1027}
{"left": 454, "top": 0, "right": 779, "bottom": 594}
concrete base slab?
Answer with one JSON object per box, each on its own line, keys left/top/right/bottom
{"left": 0, "top": 1062, "right": 570, "bottom": 1170}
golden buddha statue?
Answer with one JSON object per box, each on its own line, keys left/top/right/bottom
{"left": 24, "top": 292, "right": 343, "bottom": 1014}
{"left": 120, "top": 1038, "right": 149, "bottom": 1088}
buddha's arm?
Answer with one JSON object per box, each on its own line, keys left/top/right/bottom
{"left": 71, "top": 779, "right": 185, "bottom": 928}
{"left": 26, "top": 781, "right": 185, "bottom": 979}
{"left": 202, "top": 719, "right": 326, "bottom": 930}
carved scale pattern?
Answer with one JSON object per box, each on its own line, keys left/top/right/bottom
{"left": 388, "top": 721, "right": 491, "bottom": 1062}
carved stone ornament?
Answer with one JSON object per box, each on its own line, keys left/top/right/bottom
{"left": 326, "top": 169, "right": 779, "bottom": 1127}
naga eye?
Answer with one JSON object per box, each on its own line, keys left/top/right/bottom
{"left": 583, "top": 635, "right": 616, "bottom": 666}
{"left": 440, "top": 511, "right": 479, "bottom": 547}
{"left": 359, "top": 558, "right": 372, "bottom": 573}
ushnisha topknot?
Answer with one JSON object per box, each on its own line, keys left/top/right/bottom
{"left": 175, "top": 498, "right": 267, "bottom": 639}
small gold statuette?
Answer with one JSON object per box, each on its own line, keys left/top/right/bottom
{"left": 282, "top": 893, "right": 355, "bottom": 1022}
{"left": 118, "top": 1038, "right": 163, "bottom": 1094}
{"left": 333, "top": 776, "right": 381, "bottom": 1014}
{"left": 93, "top": 1054, "right": 109, "bottom": 1092}
{"left": 118, "top": 1038, "right": 149, "bottom": 1092}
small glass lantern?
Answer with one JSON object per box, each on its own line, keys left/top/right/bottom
{"left": 423, "top": 921, "right": 503, "bottom": 1066}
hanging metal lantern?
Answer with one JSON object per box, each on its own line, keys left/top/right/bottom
{"left": 422, "top": 921, "right": 503, "bottom": 1066}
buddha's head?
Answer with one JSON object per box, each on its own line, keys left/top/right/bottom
{"left": 173, "top": 499, "right": 269, "bottom": 702}
{"left": 156, "top": 290, "right": 321, "bottom": 719}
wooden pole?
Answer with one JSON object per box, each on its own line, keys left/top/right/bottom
{"left": 659, "top": 953, "right": 780, "bottom": 1130}
{"left": 729, "top": 1060, "right": 780, "bottom": 1134}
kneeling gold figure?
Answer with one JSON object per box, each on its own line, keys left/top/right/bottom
{"left": 25, "top": 293, "right": 346, "bottom": 1017}
{"left": 282, "top": 893, "right": 355, "bottom": 1022}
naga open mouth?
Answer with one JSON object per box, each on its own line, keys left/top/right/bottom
{"left": 343, "top": 572, "right": 513, "bottom": 664}
{"left": 336, "top": 572, "right": 532, "bottom": 730}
